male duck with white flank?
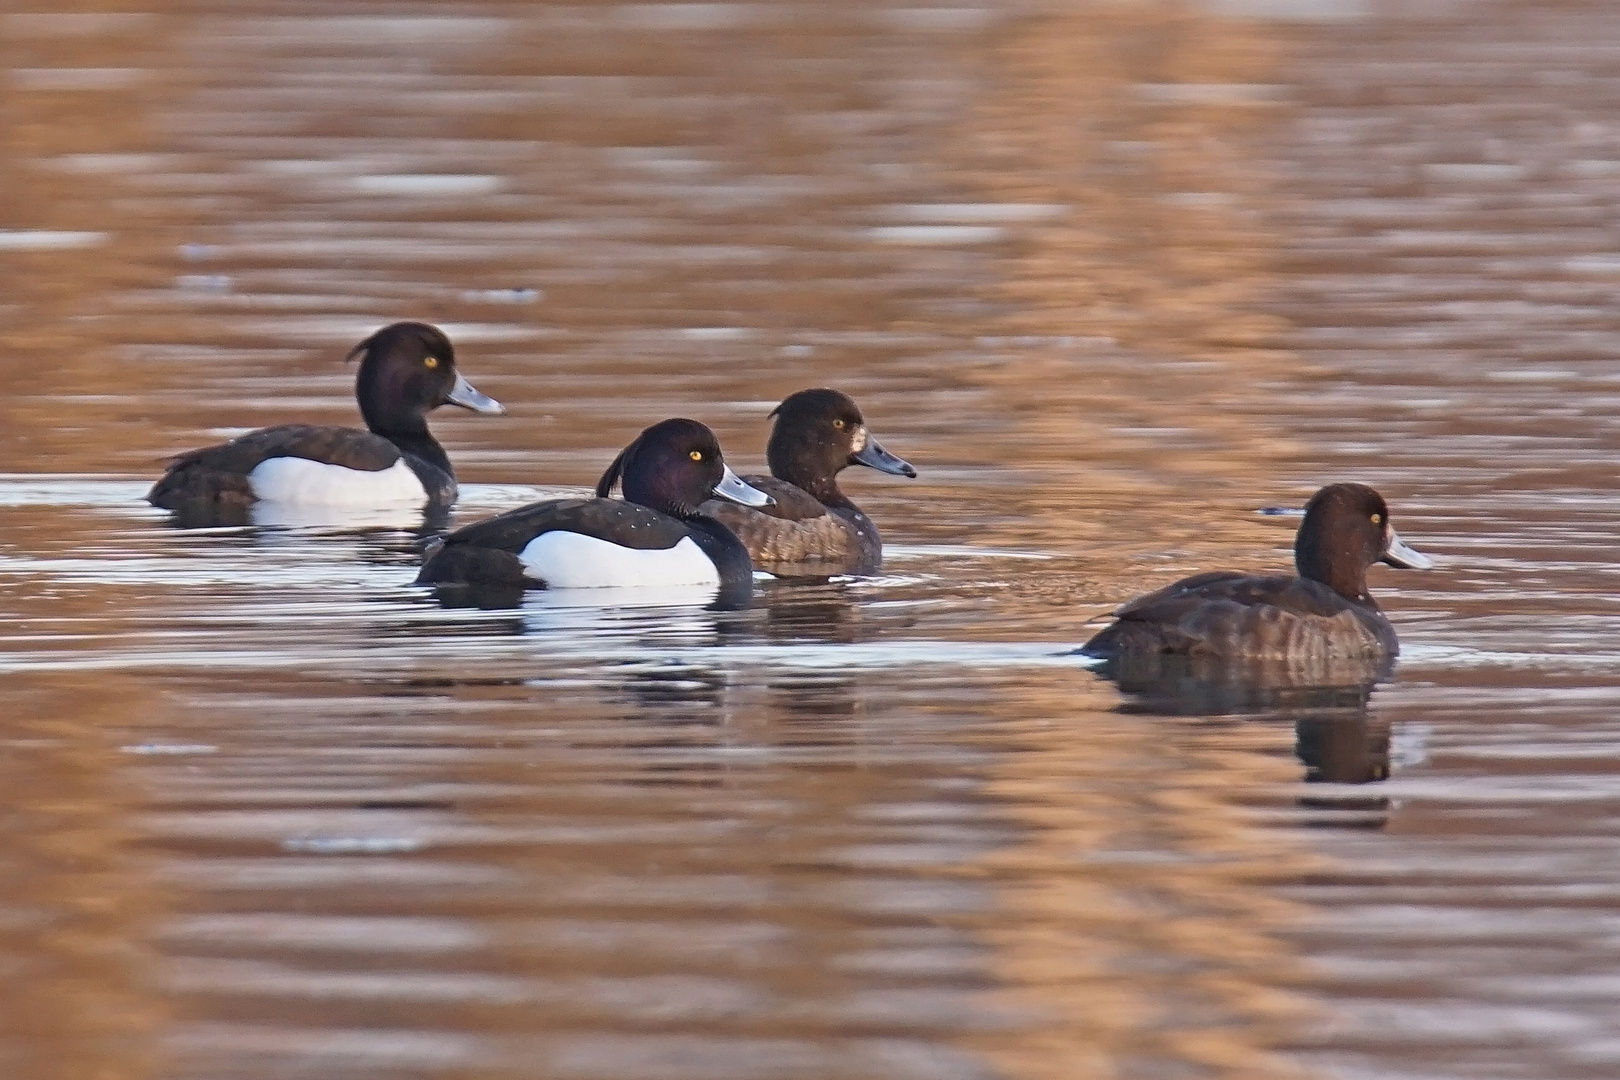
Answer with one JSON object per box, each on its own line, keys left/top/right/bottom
{"left": 147, "top": 322, "right": 503, "bottom": 514}
{"left": 418, "top": 418, "right": 772, "bottom": 606}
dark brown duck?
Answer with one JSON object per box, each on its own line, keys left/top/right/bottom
{"left": 663, "top": 388, "right": 915, "bottom": 576}
{"left": 1081, "top": 483, "right": 1432, "bottom": 661}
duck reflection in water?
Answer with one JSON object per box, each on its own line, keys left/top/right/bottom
{"left": 423, "top": 578, "right": 733, "bottom": 614}
{"left": 163, "top": 499, "right": 455, "bottom": 534}
{"left": 1100, "top": 650, "right": 1397, "bottom": 802}
{"left": 1101, "top": 650, "right": 1392, "bottom": 715}
{"left": 618, "top": 661, "right": 730, "bottom": 713}
{"left": 1297, "top": 707, "right": 1391, "bottom": 787}
{"left": 768, "top": 673, "right": 860, "bottom": 728}
{"left": 756, "top": 577, "right": 866, "bottom": 645}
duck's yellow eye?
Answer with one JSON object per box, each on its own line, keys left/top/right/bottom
{"left": 1371, "top": 513, "right": 1384, "bottom": 526}
{"left": 424, "top": 356, "right": 440, "bottom": 369}
{"left": 689, "top": 450, "right": 703, "bottom": 462}
{"left": 831, "top": 418, "right": 845, "bottom": 429}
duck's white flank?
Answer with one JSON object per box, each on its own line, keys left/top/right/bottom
{"left": 518, "top": 532, "right": 719, "bottom": 589}
{"left": 248, "top": 456, "right": 426, "bottom": 506}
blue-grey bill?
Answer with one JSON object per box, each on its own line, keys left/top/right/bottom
{"left": 447, "top": 372, "right": 505, "bottom": 415}
{"left": 713, "top": 465, "right": 774, "bottom": 507}
{"left": 1382, "top": 528, "right": 1433, "bottom": 570}
{"left": 851, "top": 435, "right": 917, "bottom": 478}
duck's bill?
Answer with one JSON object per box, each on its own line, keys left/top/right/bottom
{"left": 446, "top": 372, "right": 506, "bottom": 415}
{"left": 852, "top": 434, "right": 917, "bottom": 478}
{"left": 713, "top": 466, "right": 774, "bottom": 507}
{"left": 1382, "top": 528, "right": 1434, "bottom": 570}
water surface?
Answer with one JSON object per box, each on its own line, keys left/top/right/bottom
{"left": 4, "top": 2, "right": 1620, "bottom": 1078}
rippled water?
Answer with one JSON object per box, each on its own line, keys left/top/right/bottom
{"left": 5, "top": 2, "right": 1620, "bottom": 1078}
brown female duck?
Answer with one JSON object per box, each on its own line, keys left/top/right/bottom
{"left": 1081, "top": 483, "right": 1432, "bottom": 661}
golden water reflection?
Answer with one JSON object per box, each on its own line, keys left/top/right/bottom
{"left": 0, "top": 675, "right": 165, "bottom": 1080}
{"left": 0, "top": 0, "right": 1560, "bottom": 1078}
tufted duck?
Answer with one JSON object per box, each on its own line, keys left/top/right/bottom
{"left": 654, "top": 388, "right": 915, "bottom": 576}
{"left": 418, "top": 418, "right": 771, "bottom": 606}
{"left": 147, "top": 322, "right": 503, "bottom": 515}
{"left": 1081, "top": 483, "right": 1432, "bottom": 661}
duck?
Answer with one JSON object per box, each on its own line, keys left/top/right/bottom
{"left": 1080, "top": 483, "right": 1432, "bottom": 661}
{"left": 647, "top": 388, "right": 915, "bottom": 576}
{"left": 147, "top": 322, "right": 504, "bottom": 513}
{"left": 416, "top": 418, "right": 773, "bottom": 604}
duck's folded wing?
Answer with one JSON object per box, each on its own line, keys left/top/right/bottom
{"left": 439, "top": 497, "right": 693, "bottom": 553}
{"left": 1114, "top": 573, "right": 1355, "bottom": 621}
{"left": 1091, "top": 573, "right": 1374, "bottom": 657}
{"left": 148, "top": 424, "right": 400, "bottom": 507}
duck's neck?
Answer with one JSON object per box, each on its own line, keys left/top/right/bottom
{"left": 1297, "top": 548, "right": 1374, "bottom": 607}
{"left": 372, "top": 414, "right": 454, "bottom": 481}
{"left": 803, "top": 474, "right": 858, "bottom": 513}
{"left": 772, "top": 455, "right": 857, "bottom": 514}
{"left": 768, "top": 438, "right": 859, "bottom": 514}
